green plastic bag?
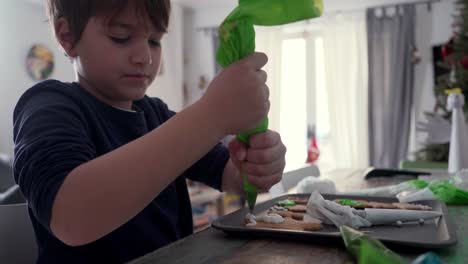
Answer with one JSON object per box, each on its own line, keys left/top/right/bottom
{"left": 341, "top": 226, "right": 444, "bottom": 264}
{"left": 340, "top": 226, "right": 406, "bottom": 264}
{"left": 216, "top": 0, "right": 323, "bottom": 207}
{"left": 406, "top": 179, "right": 430, "bottom": 189}
{"left": 428, "top": 180, "right": 468, "bottom": 205}
{"left": 217, "top": 0, "right": 323, "bottom": 68}
{"left": 402, "top": 178, "right": 468, "bottom": 205}
{"left": 216, "top": 0, "right": 323, "bottom": 144}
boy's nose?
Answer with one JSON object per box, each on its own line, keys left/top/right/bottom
{"left": 130, "top": 43, "right": 153, "bottom": 65}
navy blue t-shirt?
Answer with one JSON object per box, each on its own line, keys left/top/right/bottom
{"left": 13, "top": 80, "right": 230, "bottom": 263}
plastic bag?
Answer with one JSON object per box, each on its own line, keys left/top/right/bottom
{"left": 398, "top": 171, "right": 468, "bottom": 205}
{"left": 450, "top": 168, "right": 468, "bottom": 189}
{"left": 307, "top": 192, "right": 371, "bottom": 228}
{"left": 340, "top": 226, "right": 406, "bottom": 264}
{"left": 411, "top": 252, "right": 443, "bottom": 264}
{"left": 397, "top": 187, "right": 437, "bottom": 203}
{"left": 341, "top": 226, "right": 443, "bottom": 264}
{"left": 216, "top": 0, "right": 323, "bottom": 144}
{"left": 217, "top": 0, "right": 323, "bottom": 67}
{"left": 296, "top": 177, "right": 336, "bottom": 194}
{"left": 345, "top": 180, "right": 428, "bottom": 197}
{"left": 217, "top": 0, "right": 323, "bottom": 204}
{"left": 428, "top": 179, "right": 468, "bottom": 205}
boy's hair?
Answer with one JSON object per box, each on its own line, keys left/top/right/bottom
{"left": 47, "top": 0, "right": 171, "bottom": 47}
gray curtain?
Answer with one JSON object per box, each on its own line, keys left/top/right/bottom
{"left": 367, "top": 6, "right": 416, "bottom": 168}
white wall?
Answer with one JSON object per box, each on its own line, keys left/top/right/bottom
{"left": 147, "top": 3, "right": 184, "bottom": 111}
{"left": 182, "top": 8, "right": 218, "bottom": 106}
{"left": 0, "top": 1, "right": 185, "bottom": 157}
{"left": 0, "top": 1, "right": 74, "bottom": 157}
{"left": 431, "top": 0, "right": 457, "bottom": 45}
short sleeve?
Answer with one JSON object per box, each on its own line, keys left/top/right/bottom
{"left": 13, "top": 86, "right": 96, "bottom": 232}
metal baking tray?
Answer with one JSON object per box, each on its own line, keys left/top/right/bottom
{"left": 212, "top": 194, "right": 457, "bottom": 248}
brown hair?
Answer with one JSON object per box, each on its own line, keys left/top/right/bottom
{"left": 47, "top": 0, "right": 171, "bottom": 46}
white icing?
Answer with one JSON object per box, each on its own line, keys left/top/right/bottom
{"left": 245, "top": 213, "right": 257, "bottom": 226}
{"left": 303, "top": 214, "right": 322, "bottom": 224}
{"left": 259, "top": 213, "right": 284, "bottom": 224}
{"left": 270, "top": 205, "right": 288, "bottom": 212}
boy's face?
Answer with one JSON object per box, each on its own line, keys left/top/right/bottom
{"left": 70, "top": 3, "right": 164, "bottom": 109}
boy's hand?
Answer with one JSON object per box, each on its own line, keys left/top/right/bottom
{"left": 227, "top": 130, "right": 286, "bottom": 191}
{"left": 201, "top": 52, "right": 269, "bottom": 135}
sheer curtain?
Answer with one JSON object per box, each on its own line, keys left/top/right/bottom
{"left": 319, "top": 11, "right": 370, "bottom": 169}
{"left": 256, "top": 28, "right": 309, "bottom": 170}
{"left": 254, "top": 12, "right": 370, "bottom": 170}
{"left": 255, "top": 28, "right": 283, "bottom": 134}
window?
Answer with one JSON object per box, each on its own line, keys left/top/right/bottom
{"left": 280, "top": 38, "right": 308, "bottom": 170}
{"left": 278, "top": 30, "right": 335, "bottom": 172}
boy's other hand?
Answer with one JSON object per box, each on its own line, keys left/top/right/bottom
{"left": 201, "top": 52, "right": 269, "bottom": 135}
{"left": 227, "top": 130, "right": 286, "bottom": 191}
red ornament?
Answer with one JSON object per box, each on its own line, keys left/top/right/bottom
{"left": 306, "top": 138, "right": 320, "bottom": 164}
{"left": 461, "top": 56, "right": 468, "bottom": 70}
{"left": 442, "top": 37, "right": 454, "bottom": 62}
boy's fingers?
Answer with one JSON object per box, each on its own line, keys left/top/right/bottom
{"left": 246, "top": 173, "right": 282, "bottom": 190}
{"left": 228, "top": 138, "right": 247, "bottom": 161}
{"left": 249, "top": 130, "right": 281, "bottom": 149}
{"left": 245, "top": 52, "right": 268, "bottom": 70}
{"left": 247, "top": 143, "right": 286, "bottom": 164}
{"left": 242, "top": 158, "right": 286, "bottom": 177}
{"left": 258, "top": 70, "right": 268, "bottom": 83}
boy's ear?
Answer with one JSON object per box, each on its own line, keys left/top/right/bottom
{"left": 54, "top": 17, "right": 77, "bottom": 58}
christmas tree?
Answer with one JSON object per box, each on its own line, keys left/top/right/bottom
{"left": 417, "top": 0, "right": 468, "bottom": 162}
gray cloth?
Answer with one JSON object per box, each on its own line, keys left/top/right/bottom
{"left": 367, "top": 5, "right": 416, "bottom": 168}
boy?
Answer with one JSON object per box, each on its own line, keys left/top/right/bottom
{"left": 13, "top": 0, "right": 286, "bottom": 263}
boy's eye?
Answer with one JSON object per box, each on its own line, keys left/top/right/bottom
{"left": 110, "top": 36, "right": 130, "bottom": 44}
{"left": 149, "top": 39, "right": 161, "bottom": 48}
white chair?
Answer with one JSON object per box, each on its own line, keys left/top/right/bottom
{"left": 269, "top": 164, "right": 320, "bottom": 197}
{"left": 0, "top": 203, "right": 38, "bottom": 264}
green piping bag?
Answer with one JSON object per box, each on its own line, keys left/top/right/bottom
{"left": 216, "top": 0, "right": 323, "bottom": 212}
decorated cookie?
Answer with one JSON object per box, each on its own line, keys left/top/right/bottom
{"left": 276, "top": 199, "right": 296, "bottom": 207}
{"left": 334, "top": 199, "right": 432, "bottom": 211}
{"left": 368, "top": 202, "right": 398, "bottom": 209}
{"left": 334, "top": 199, "right": 368, "bottom": 209}
{"left": 288, "top": 197, "right": 309, "bottom": 205}
{"left": 245, "top": 213, "right": 322, "bottom": 231}
{"left": 392, "top": 203, "right": 432, "bottom": 211}
{"left": 287, "top": 205, "right": 307, "bottom": 212}
{"left": 269, "top": 210, "right": 305, "bottom": 220}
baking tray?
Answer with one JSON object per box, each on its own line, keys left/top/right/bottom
{"left": 212, "top": 194, "right": 457, "bottom": 248}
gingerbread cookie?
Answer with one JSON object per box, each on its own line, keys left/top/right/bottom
{"left": 368, "top": 202, "right": 398, "bottom": 209}
{"left": 334, "top": 199, "right": 432, "bottom": 211}
{"left": 269, "top": 210, "right": 305, "bottom": 220}
{"left": 288, "top": 197, "right": 309, "bottom": 205}
{"left": 392, "top": 203, "right": 432, "bottom": 211}
{"left": 245, "top": 213, "right": 322, "bottom": 231}
{"left": 286, "top": 204, "right": 307, "bottom": 212}
{"left": 334, "top": 199, "right": 369, "bottom": 209}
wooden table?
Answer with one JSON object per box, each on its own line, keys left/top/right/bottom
{"left": 130, "top": 168, "right": 468, "bottom": 264}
